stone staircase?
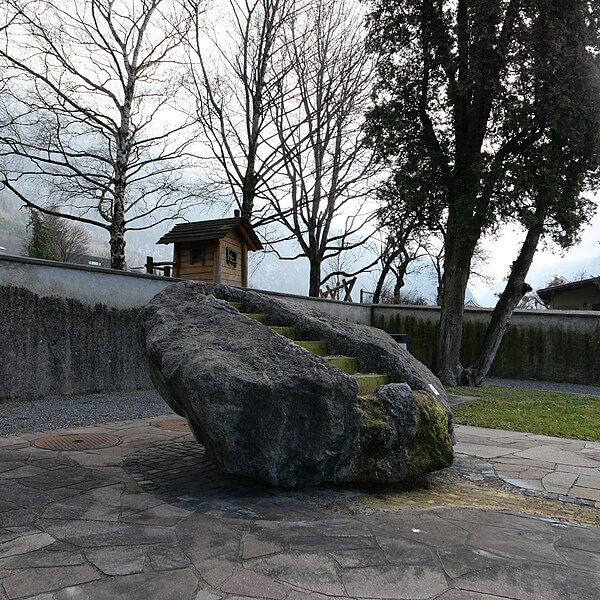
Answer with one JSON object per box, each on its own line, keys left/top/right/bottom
{"left": 229, "top": 301, "right": 390, "bottom": 396}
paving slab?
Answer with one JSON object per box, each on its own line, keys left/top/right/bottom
{"left": 0, "top": 533, "right": 55, "bottom": 559}
{"left": 0, "top": 415, "right": 599, "bottom": 600}
{"left": 569, "top": 486, "right": 600, "bottom": 501}
{"left": 220, "top": 569, "right": 289, "bottom": 599}
{"left": 454, "top": 425, "right": 600, "bottom": 503}
{"left": 54, "top": 569, "right": 198, "bottom": 600}
{"left": 342, "top": 564, "right": 448, "bottom": 599}
{"left": 452, "top": 563, "right": 600, "bottom": 600}
{"left": 2, "top": 564, "right": 100, "bottom": 599}
{"left": 542, "top": 472, "right": 578, "bottom": 495}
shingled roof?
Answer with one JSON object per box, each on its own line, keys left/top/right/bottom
{"left": 156, "top": 217, "right": 263, "bottom": 250}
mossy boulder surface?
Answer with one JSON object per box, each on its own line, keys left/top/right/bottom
{"left": 138, "top": 282, "right": 454, "bottom": 486}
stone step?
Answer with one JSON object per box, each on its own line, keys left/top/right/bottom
{"left": 245, "top": 313, "right": 269, "bottom": 325}
{"left": 270, "top": 325, "right": 296, "bottom": 339}
{"left": 295, "top": 340, "right": 328, "bottom": 356}
{"left": 228, "top": 301, "right": 243, "bottom": 311}
{"left": 325, "top": 356, "right": 358, "bottom": 374}
{"left": 354, "top": 373, "right": 390, "bottom": 395}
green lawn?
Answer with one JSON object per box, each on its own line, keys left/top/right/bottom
{"left": 447, "top": 385, "right": 600, "bottom": 442}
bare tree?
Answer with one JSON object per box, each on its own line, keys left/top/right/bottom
{"left": 372, "top": 236, "right": 428, "bottom": 304}
{"left": 44, "top": 213, "right": 89, "bottom": 262}
{"left": 377, "top": 285, "right": 430, "bottom": 306}
{"left": 22, "top": 208, "right": 89, "bottom": 262}
{"left": 270, "top": 0, "right": 379, "bottom": 297}
{"left": 371, "top": 185, "right": 434, "bottom": 304}
{"left": 184, "top": 0, "right": 294, "bottom": 219}
{"left": 0, "top": 0, "right": 198, "bottom": 270}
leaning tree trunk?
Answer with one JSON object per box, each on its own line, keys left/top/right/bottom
{"left": 462, "top": 205, "right": 546, "bottom": 386}
{"left": 373, "top": 260, "right": 394, "bottom": 303}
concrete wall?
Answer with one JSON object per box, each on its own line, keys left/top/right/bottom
{"left": 0, "top": 285, "right": 150, "bottom": 400}
{"left": 2, "top": 254, "right": 599, "bottom": 400}
{"left": 0, "top": 254, "right": 372, "bottom": 323}
{"left": 0, "top": 254, "right": 175, "bottom": 309}
{"left": 259, "top": 289, "right": 372, "bottom": 325}
{"left": 373, "top": 305, "right": 600, "bottom": 386}
{"left": 0, "top": 255, "right": 371, "bottom": 400}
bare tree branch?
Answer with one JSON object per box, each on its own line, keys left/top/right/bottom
{"left": 0, "top": 0, "right": 200, "bottom": 269}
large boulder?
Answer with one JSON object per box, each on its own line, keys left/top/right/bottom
{"left": 138, "top": 282, "right": 453, "bottom": 486}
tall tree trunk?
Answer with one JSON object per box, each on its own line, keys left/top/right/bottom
{"left": 392, "top": 261, "right": 409, "bottom": 303}
{"left": 436, "top": 204, "right": 479, "bottom": 384}
{"left": 309, "top": 259, "right": 321, "bottom": 297}
{"left": 436, "top": 255, "right": 471, "bottom": 384}
{"left": 392, "top": 278, "right": 402, "bottom": 303}
{"left": 110, "top": 175, "right": 127, "bottom": 270}
{"left": 109, "top": 220, "right": 127, "bottom": 270}
{"left": 462, "top": 204, "right": 546, "bottom": 386}
{"left": 435, "top": 283, "right": 443, "bottom": 307}
{"left": 241, "top": 166, "right": 255, "bottom": 219}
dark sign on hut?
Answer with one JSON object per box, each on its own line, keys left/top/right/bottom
{"left": 156, "top": 212, "right": 263, "bottom": 287}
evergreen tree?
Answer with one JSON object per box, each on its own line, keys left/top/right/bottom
{"left": 366, "top": 0, "right": 600, "bottom": 385}
{"left": 26, "top": 209, "right": 56, "bottom": 260}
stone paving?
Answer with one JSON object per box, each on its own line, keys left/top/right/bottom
{"left": 0, "top": 416, "right": 599, "bottom": 600}
{"left": 455, "top": 424, "right": 600, "bottom": 504}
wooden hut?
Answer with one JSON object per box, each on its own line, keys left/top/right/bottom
{"left": 156, "top": 213, "right": 263, "bottom": 287}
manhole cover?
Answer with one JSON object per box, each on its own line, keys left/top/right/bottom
{"left": 151, "top": 418, "right": 190, "bottom": 432}
{"left": 33, "top": 433, "right": 122, "bottom": 451}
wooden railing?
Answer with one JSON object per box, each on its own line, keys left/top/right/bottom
{"left": 145, "top": 256, "right": 175, "bottom": 277}
{"left": 319, "top": 277, "right": 357, "bottom": 302}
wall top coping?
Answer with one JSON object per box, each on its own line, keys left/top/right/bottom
{"left": 0, "top": 253, "right": 183, "bottom": 282}
{"left": 2, "top": 253, "right": 599, "bottom": 318}
{"left": 0, "top": 254, "right": 372, "bottom": 308}
{"left": 372, "top": 303, "right": 600, "bottom": 318}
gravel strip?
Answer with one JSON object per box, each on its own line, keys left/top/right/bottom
{"left": 0, "top": 389, "right": 172, "bottom": 436}
{"left": 3, "top": 377, "right": 598, "bottom": 437}
{"left": 485, "top": 377, "right": 600, "bottom": 397}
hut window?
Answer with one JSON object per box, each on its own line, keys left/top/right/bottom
{"left": 226, "top": 247, "right": 237, "bottom": 267}
{"left": 191, "top": 247, "right": 205, "bottom": 264}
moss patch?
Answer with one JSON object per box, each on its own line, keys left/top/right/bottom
{"left": 356, "top": 395, "right": 395, "bottom": 459}
{"left": 406, "top": 392, "right": 454, "bottom": 478}
{"left": 295, "top": 340, "right": 328, "bottom": 356}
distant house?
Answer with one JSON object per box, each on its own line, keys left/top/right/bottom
{"left": 464, "top": 299, "right": 483, "bottom": 309}
{"left": 537, "top": 277, "right": 600, "bottom": 311}
{"left": 157, "top": 213, "right": 263, "bottom": 287}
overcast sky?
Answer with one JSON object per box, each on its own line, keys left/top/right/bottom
{"left": 471, "top": 195, "right": 600, "bottom": 307}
